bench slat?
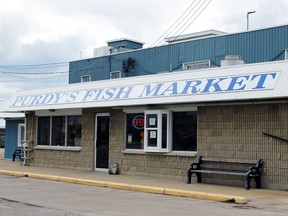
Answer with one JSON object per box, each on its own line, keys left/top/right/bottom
{"left": 191, "top": 170, "right": 247, "bottom": 175}
{"left": 201, "top": 157, "right": 257, "bottom": 164}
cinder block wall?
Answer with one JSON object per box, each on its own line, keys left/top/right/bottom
{"left": 29, "top": 103, "right": 288, "bottom": 189}
{"left": 197, "top": 103, "right": 288, "bottom": 190}
{"left": 109, "top": 109, "right": 195, "bottom": 180}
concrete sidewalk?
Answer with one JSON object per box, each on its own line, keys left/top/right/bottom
{"left": 0, "top": 156, "right": 287, "bottom": 205}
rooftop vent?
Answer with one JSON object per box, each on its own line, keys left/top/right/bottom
{"left": 221, "top": 55, "right": 245, "bottom": 67}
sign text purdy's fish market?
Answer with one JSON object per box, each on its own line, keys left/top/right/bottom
{"left": 10, "top": 72, "right": 279, "bottom": 108}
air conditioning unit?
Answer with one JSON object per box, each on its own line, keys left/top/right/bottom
{"left": 182, "top": 60, "right": 210, "bottom": 70}
{"left": 110, "top": 71, "right": 121, "bottom": 79}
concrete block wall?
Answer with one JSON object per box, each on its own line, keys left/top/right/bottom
{"left": 109, "top": 109, "right": 195, "bottom": 180}
{"left": 29, "top": 109, "right": 97, "bottom": 171}
{"left": 197, "top": 103, "right": 288, "bottom": 190}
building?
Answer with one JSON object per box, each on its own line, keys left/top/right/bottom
{"left": 1, "top": 25, "right": 288, "bottom": 190}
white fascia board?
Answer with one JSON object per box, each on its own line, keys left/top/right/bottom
{"left": 2, "top": 60, "right": 288, "bottom": 112}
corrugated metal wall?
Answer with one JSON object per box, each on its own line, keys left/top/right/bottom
{"left": 69, "top": 25, "right": 288, "bottom": 83}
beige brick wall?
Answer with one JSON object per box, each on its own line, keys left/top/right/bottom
{"left": 197, "top": 103, "right": 288, "bottom": 190}
{"left": 27, "top": 102, "right": 288, "bottom": 189}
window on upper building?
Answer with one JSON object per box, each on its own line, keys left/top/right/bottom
{"left": 110, "top": 71, "right": 121, "bottom": 79}
{"left": 182, "top": 60, "right": 210, "bottom": 70}
{"left": 81, "top": 75, "right": 91, "bottom": 82}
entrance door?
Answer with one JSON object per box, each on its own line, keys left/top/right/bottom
{"left": 95, "top": 114, "right": 110, "bottom": 170}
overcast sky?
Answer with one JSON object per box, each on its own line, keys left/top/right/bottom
{"left": 1, "top": 0, "right": 288, "bottom": 125}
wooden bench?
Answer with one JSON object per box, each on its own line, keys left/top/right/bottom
{"left": 187, "top": 156, "right": 263, "bottom": 190}
{"left": 12, "top": 149, "right": 21, "bottom": 161}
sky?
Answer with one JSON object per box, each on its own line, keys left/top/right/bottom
{"left": 1, "top": 0, "right": 288, "bottom": 126}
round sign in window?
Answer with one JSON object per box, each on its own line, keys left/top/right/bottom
{"left": 132, "top": 115, "right": 144, "bottom": 129}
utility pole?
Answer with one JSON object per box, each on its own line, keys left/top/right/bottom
{"left": 247, "top": 11, "right": 256, "bottom": 31}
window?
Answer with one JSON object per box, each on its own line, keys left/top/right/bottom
{"left": 17, "top": 124, "right": 26, "bottom": 147}
{"left": 51, "top": 116, "right": 65, "bottom": 146}
{"left": 182, "top": 60, "right": 210, "bottom": 70}
{"left": 126, "top": 113, "right": 144, "bottom": 149}
{"left": 37, "top": 117, "right": 50, "bottom": 145}
{"left": 144, "top": 110, "right": 171, "bottom": 152}
{"left": 37, "top": 115, "right": 82, "bottom": 147}
{"left": 124, "top": 109, "right": 197, "bottom": 153}
{"left": 173, "top": 111, "right": 197, "bottom": 151}
{"left": 110, "top": 71, "right": 121, "bottom": 79}
{"left": 67, "top": 116, "right": 82, "bottom": 146}
{"left": 81, "top": 75, "right": 91, "bottom": 82}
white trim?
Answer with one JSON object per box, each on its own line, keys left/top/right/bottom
{"left": 122, "top": 149, "right": 197, "bottom": 157}
{"left": 17, "top": 124, "right": 25, "bottom": 147}
{"left": 34, "top": 146, "right": 81, "bottom": 151}
{"left": 285, "top": 49, "right": 288, "bottom": 60}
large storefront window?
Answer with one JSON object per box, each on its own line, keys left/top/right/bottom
{"left": 67, "top": 116, "right": 82, "bottom": 146}
{"left": 37, "top": 117, "right": 50, "bottom": 145}
{"left": 126, "top": 113, "right": 144, "bottom": 149}
{"left": 172, "top": 111, "right": 197, "bottom": 151}
{"left": 52, "top": 116, "right": 66, "bottom": 146}
{"left": 125, "top": 110, "right": 197, "bottom": 152}
{"left": 37, "top": 115, "right": 82, "bottom": 147}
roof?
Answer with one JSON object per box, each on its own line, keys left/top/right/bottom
{"left": 1, "top": 60, "right": 288, "bottom": 112}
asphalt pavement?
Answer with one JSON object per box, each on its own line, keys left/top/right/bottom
{"left": 0, "top": 148, "right": 288, "bottom": 205}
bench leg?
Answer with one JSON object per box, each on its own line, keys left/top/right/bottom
{"left": 255, "top": 175, "right": 261, "bottom": 189}
{"left": 245, "top": 174, "right": 251, "bottom": 190}
{"left": 187, "top": 170, "right": 192, "bottom": 184}
{"left": 196, "top": 173, "right": 202, "bottom": 183}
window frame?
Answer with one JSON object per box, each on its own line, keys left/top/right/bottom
{"left": 36, "top": 115, "right": 82, "bottom": 148}
{"left": 81, "top": 75, "right": 91, "bottom": 82}
{"left": 144, "top": 110, "right": 171, "bottom": 153}
{"left": 124, "top": 107, "right": 197, "bottom": 154}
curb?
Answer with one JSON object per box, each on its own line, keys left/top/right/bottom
{"left": 0, "top": 169, "right": 248, "bottom": 204}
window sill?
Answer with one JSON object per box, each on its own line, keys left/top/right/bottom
{"left": 34, "top": 146, "right": 81, "bottom": 152}
{"left": 122, "top": 149, "right": 197, "bottom": 157}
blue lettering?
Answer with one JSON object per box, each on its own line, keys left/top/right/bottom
{"left": 251, "top": 73, "right": 277, "bottom": 89}
{"left": 82, "top": 90, "right": 97, "bottom": 102}
{"left": 139, "top": 84, "right": 164, "bottom": 97}
{"left": 160, "top": 82, "right": 178, "bottom": 96}
{"left": 30, "top": 95, "right": 43, "bottom": 105}
{"left": 41, "top": 94, "right": 54, "bottom": 104}
{"left": 11, "top": 97, "right": 24, "bottom": 107}
{"left": 102, "top": 88, "right": 116, "bottom": 100}
{"left": 21, "top": 96, "right": 33, "bottom": 106}
{"left": 115, "top": 87, "right": 133, "bottom": 99}
{"left": 202, "top": 78, "right": 227, "bottom": 93}
{"left": 181, "top": 80, "right": 202, "bottom": 94}
{"left": 226, "top": 76, "right": 249, "bottom": 91}
{"left": 66, "top": 91, "right": 79, "bottom": 102}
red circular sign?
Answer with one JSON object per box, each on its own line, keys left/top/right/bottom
{"left": 132, "top": 115, "right": 144, "bottom": 129}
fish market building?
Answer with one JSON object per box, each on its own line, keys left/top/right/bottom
{"left": 2, "top": 25, "right": 288, "bottom": 190}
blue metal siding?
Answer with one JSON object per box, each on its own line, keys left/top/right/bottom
{"left": 4, "top": 119, "right": 24, "bottom": 160}
{"left": 69, "top": 25, "right": 288, "bottom": 83}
